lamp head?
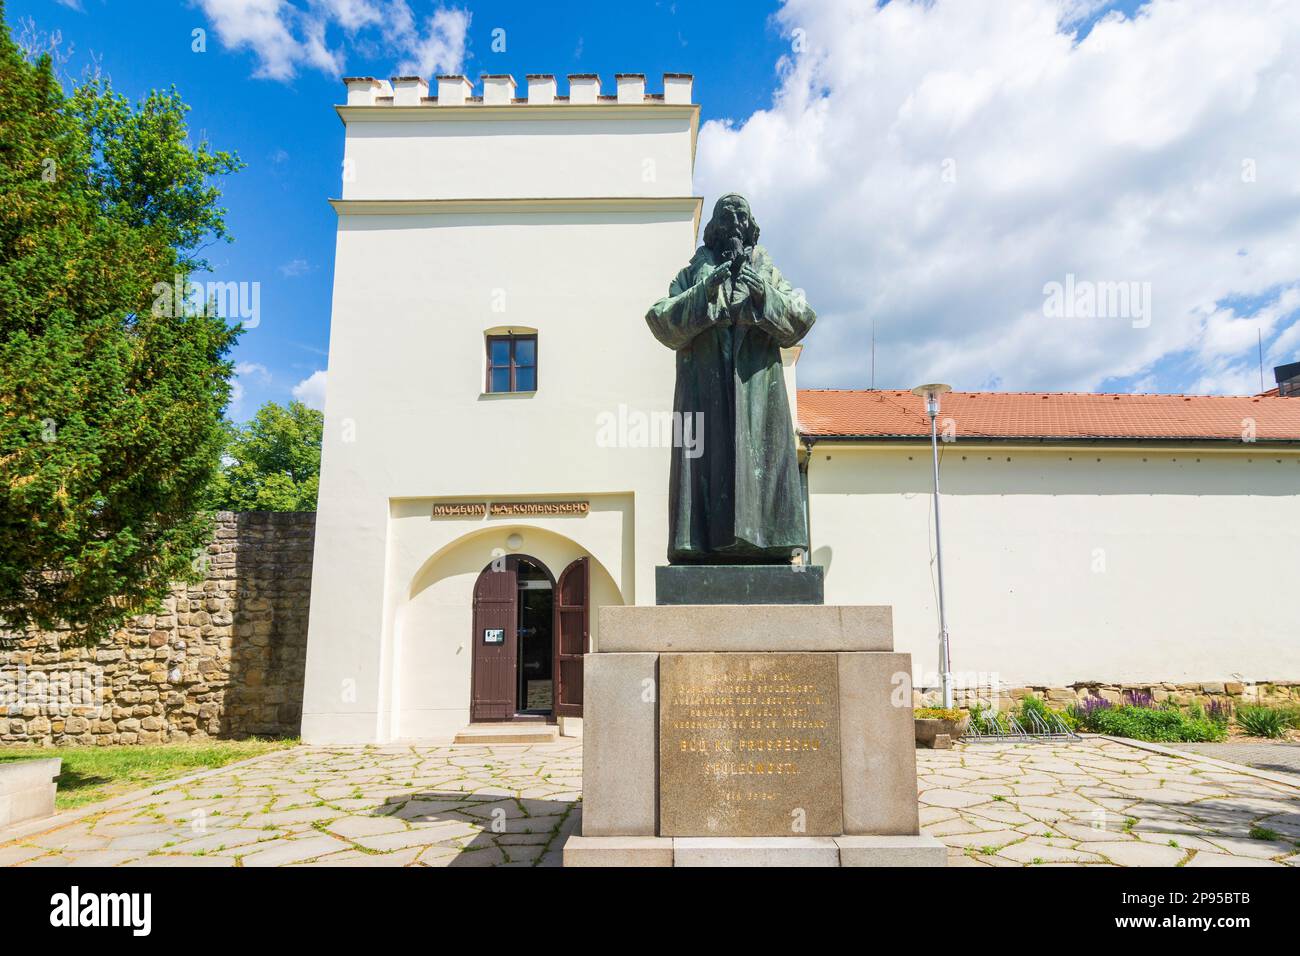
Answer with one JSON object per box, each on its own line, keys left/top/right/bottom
{"left": 911, "top": 382, "right": 952, "bottom": 418}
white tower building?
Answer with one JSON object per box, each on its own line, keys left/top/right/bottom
{"left": 302, "top": 73, "right": 700, "bottom": 744}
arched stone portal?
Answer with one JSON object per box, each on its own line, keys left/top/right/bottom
{"left": 396, "top": 526, "right": 621, "bottom": 739}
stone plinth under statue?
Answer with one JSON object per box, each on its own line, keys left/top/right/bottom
{"left": 562, "top": 603, "right": 946, "bottom": 867}
{"left": 655, "top": 564, "right": 825, "bottom": 605}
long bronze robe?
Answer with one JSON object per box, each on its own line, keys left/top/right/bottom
{"left": 646, "top": 244, "right": 816, "bottom": 564}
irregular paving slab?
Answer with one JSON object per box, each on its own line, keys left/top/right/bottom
{"left": 0, "top": 741, "right": 580, "bottom": 868}
{"left": 1085, "top": 840, "right": 1188, "bottom": 867}
{"left": 918, "top": 739, "right": 1300, "bottom": 868}
{"left": 0, "top": 737, "right": 1295, "bottom": 867}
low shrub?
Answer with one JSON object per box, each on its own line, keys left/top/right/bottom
{"left": 1052, "top": 707, "right": 1080, "bottom": 731}
{"left": 1070, "top": 696, "right": 1112, "bottom": 725}
{"left": 1277, "top": 705, "right": 1300, "bottom": 730}
{"left": 1236, "top": 705, "right": 1289, "bottom": 739}
{"left": 965, "top": 697, "right": 1075, "bottom": 735}
{"left": 1019, "top": 695, "right": 1050, "bottom": 723}
{"left": 1080, "top": 704, "right": 1227, "bottom": 743}
{"left": 1204, "top": 699, "right": 1232, "bottom": 726}
{"left": 914, "top": 707, "right": 964, "bottom": 721}
{"left": 1018, "top": 695, "right": 1077, "bottom": 731}
{"left": 968, "top": 702, "right": 1006, "bottom": 735}
{"left": 1122, "top": 689, "right": 1156, "bottom": 709}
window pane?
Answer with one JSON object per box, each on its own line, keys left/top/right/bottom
{"left": 515, "top": 366, "right": 536, "bottom": 392}
{"left": 513, "top": 337, "right": 536, "bottom": 366}
{"left": 490, "top": 367, "right": 511, "bottom": 393}
{"left": 489, "top": 339, "right": 510, "bottom": 366}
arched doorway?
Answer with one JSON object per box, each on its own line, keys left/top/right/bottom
{"left": 470, "top": 554, "right": 588, "bottom": 722}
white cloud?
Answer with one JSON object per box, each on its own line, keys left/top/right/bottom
{"left": 279, "top": 258, "right": 313, "bottom": 277}
{"left": 231, "top": 361, "right": 272, "bottom": 407}
{"left": 310, "top": 0, "right": 383, "bottom": 32}
{"left": 293, "top": 369, "right": 328, "bottom": 410}
{"left": 195, "top": 0, "right": 337, "bottom": 80}
{"left": 696, "top": 0, "right": 1300, "bottom": 395}
{"left": 196, "top": 0, "right": 468, "bottom": 81}
{"left": 396, "top": 7, "right": 470, "bottom": 77}
{"left": 236, "top": 361, "right": 271, "bottom": 379}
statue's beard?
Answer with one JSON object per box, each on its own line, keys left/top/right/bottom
{"left": 719, "top": 234, "right": 749, "bottom": 280}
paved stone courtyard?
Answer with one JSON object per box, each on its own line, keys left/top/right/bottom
{"left": 924, "top": 739, "right": 1299, "bottom": 867}
{"left": 1165, "top": 741, "right": 1300, "bottom": 778}
{"left": 0, "top": 738, "right": 1296, "bottom": 867}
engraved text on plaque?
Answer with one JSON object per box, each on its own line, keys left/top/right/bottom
{"left": 658, "top": 652, "right": 843, "bottom": 836}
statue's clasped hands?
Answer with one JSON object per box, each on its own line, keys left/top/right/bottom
{"left": 735, "top": 263, "right": 766, "bottom": 306}
{"left": 706, "top": 262, "right": 732, "bottom": 295}
{"left": 705, "top": 261, "right": 766, "bottom": 307}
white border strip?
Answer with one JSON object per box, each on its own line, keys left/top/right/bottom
{"left": 1100, "top": 734, "right": 1300, "bottom": 790}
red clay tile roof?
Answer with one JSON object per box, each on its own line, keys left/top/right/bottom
{"left": 797, "top": 389, "right": 1300, "bottom": 442}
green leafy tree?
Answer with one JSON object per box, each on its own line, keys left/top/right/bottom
{"left": 0, "top": 5, "right": 242, "bottom": 642}
{"left": 209, "top": 401, "right": 323, "bottom": 512}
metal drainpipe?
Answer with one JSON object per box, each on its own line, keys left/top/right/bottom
{"left": 799, "top": 436, "right": 814, "bottom": 561}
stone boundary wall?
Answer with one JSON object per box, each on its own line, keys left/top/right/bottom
{"left": 0, "top": 512, "right": 315, "bottom": 747}
{"left": 915, "top": 680, "right": 1300, "bottom": 711}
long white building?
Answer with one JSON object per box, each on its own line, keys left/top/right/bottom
{"left": 302, "top": 73, "right": 1300, "bottom": 745}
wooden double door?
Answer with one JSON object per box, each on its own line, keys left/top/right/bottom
{"left": 470, "top": 555, "right": 588, "bottom": 722}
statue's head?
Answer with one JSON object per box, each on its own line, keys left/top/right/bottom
{"left": 703, "top": 193, "right": 760, "bottom": 255}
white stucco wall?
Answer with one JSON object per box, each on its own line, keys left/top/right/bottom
{"left": 809, "top": 443, "right": 1300, "bottom": 689}
{"left": 340, "top": 110, "right": 698, "bottom": 201}
{"left": 303, "top": 98, "right": 698, "bottom": 743}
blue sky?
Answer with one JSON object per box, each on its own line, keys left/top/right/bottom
{"left": 13, "top": 0, "right": 1300, "bottom": 413}
{"left": 15, "top": 0, "right": 797, "bottom": 418}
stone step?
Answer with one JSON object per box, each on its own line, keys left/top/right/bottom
{"left": 562, "top": 834, "right": 947, "bottom": 867}
{"left": 0, "top": 757, "right": 61, "bottom": 829}
{"left": 453, "top": 723, "right": 559, "bottom": 745}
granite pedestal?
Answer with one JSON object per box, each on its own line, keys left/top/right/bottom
{"left": 564, "top": 603, "right": 945, "bottom": 868}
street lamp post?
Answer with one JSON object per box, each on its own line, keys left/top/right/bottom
{"left": 911, "top": 383, "right": 954, "bottom": 709}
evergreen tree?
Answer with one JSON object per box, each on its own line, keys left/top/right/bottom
{"left": 0, "top": 4, "right": 242, "bottom": 641}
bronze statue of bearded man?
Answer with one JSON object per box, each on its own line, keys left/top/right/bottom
{"left": 646, "top": 193, "right": 817, "bottom": 564}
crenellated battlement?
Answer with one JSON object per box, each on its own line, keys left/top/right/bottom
{"left": 341, "top": 72, "right": 693, "bottom": 107}
{"left": 336, "top": 70, "right": 697, "bottom": 202}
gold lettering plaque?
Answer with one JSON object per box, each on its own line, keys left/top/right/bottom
{"left": 658, "top": 653, "right": 843, "bottom": 837}
{"left": 431, "top": 502, "right": 487, "bottom": 518}
{"left": 488, "top": 501, "right": 588, "bottom": 517}
{"left": 430, "top": 500, "right": 590, "bottom": 519}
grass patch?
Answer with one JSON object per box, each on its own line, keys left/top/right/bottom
{"left": 0, "top": 738, "right": 297, "bottom": 810}
{"left": 1248, "top": 826, "right": 1281, "bottom": 842}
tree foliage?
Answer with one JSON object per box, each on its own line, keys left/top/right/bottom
{"left": 208, "top": 401, "right": 323, "bottom": 512}
{"left": 0, "top": 4, "right": 242, "bottom": 642}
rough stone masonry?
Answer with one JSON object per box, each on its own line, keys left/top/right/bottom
{"left": 0, "top": 512, "right": 314, "bottom": 747}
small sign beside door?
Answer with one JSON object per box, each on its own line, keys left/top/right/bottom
{"left": 483, "top": 628, "right": 505, "bottom": 645}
